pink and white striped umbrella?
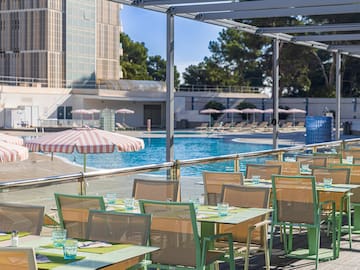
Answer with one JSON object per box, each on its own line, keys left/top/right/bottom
{"left": 0, "top": 132, "right": 24, "bottom": 145}
{"left": 0, "top": 141, "right": 28, "bottom": 162}
{"left": 25, "top": 127, "right": 144, "bottom": 171}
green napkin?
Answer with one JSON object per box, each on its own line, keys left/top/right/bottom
{"left": 41, "top": 243, "right": 131, "bottom": 254}
{"left": 36, "top": 251, "right": 84, "bottom": 270}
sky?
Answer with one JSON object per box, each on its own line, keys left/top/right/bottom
{"left": 120, "top": 5, "right": 224, "bottom": 77}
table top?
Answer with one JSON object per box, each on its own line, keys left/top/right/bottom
{"left": 0, "top": 235, "right": 158, "bottom": 270}
{"left": 244, "top": 179, "right": 360, "bottom": 193}
{"left": 196, "top": 205, "right": 272, "bottom": 225}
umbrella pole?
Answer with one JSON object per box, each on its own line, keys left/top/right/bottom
{"left": 51, "top": 152, "right": 53, "bottom": 161}
{"left": 83, "top": 153, "right": 87, "bottom": 173}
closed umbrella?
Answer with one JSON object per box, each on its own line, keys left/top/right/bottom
{"left": 221, "top": 108, "right": 242, "bottom": 124}
{"left": 200, "top": 109, "right": 221, "bottom": 127}
{"left": 26, "top": 127, "right": 144, "bottom": 172}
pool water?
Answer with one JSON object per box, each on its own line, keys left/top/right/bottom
{"left": 57, "top": 137, "right": 276, "bottom": 176}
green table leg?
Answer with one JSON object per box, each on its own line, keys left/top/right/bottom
{"left": 353, "top": 205, "right": 360, "bottom": 233}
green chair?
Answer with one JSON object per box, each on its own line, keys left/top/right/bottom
{"left": 54, "top": 193, "right": 106, "bottom": 239}
{"left": 270, "top": 175, "right": 337, "bottom": 270}
{"left": 312, "top": 167, "right": 352, "bottom": 248}
{"left": 139, "top": 200, "right": 235, "bottom": 270}
{"left": 87, "top": 210, "right": 151, "bottom": 270}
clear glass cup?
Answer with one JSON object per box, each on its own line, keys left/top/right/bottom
{"left": 189, "top": 197, "right": 200, "bottom": 213}
{"left": 52, "top": 228, "right": 67, "bottom": 247}
{"left": 105, "top": 193, "right": 117, "bottom": 205}
{"left": 124, "top": 198, "right": 135, "bottom": 210}
{"left": 217, "top": 203, "right": 229, "bottom": 217}
{"left": 252, "top": 175, "right": 260, "bottom": 184}
{"left": 323, "top": 178, "right": 333, "bottom": 188}
{"left": 301, "top": 164, "right": 310, "bottom": 172}
{"left": 346, "top": 156, "right": 353, "bottom": 164}
{"left": 63, "top": 239, "right": 78, "bottom": 260}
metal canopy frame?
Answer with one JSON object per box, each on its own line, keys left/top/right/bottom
{"left": 111, "top": 0, "right": 360, "bottom": 163}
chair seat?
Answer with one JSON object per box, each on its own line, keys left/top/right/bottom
{"left": 206, "top": 250, "right": 226, "bottom": 265}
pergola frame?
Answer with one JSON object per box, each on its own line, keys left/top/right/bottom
{"left": 111, "top": 0, "right": 360, "bottom": 163}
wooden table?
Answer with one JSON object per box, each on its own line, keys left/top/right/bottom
{"left": 0, "top": 235, "right": 158, "bottom": 270}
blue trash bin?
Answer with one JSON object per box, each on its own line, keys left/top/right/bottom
{"left": 305, "top": 116, "right": 332, "bottom": 144}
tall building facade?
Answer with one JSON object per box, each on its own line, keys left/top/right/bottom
{"left": 0, "top": 0, "right": 121, "bottom": 88}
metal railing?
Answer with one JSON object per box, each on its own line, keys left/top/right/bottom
{"left": 177, "top": 84, "right": 267, "bottom": 94}
{"left": 0, "top": 138, "right": 356, "bottom": 195}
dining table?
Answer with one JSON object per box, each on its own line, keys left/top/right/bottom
{"left": 0, "top": 234, "right": 158, "bottom": 270}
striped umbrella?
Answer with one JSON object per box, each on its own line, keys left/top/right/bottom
{"left": 25, "top": 127, "right": 144, "bottom": 172}
{"left": 0, "top": 132, "right": 24, "bottom": 145}
{"left": 0, "top": 141, "right": 29, "bottom": 162}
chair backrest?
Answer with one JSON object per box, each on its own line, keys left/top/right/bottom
{"left": 245, "top": 164, "right": 282, "bottom": 180}
{"left": 272, "top": 175, "right": 317, "bottom": 225}
{"left": 221, "top": 184, "right": 270, "bottom": 245}
{"left": 0, "top": 203, "right": 44, "bottom": 235}
{"left": 0, "top": 247, "right": 37, "bottom": 270}
{"left": 312, "top": 167, "right": 350, "bottom": 184}
{"left": 139, "top": 200, "right": 200, "bottom": 267}
{"left": 54, "top": 193, "right": 106, "bottom": 239}
{"left": 132, "top": 179, "right": 180, "bottom": 202}
{"left": 329, "top": 163, "right": 360, "bottom": 184}
{"left": 202, "top": 171, "right": 244, "bottom": 205}
{"left": 342, "top": 149, "right": 360, "bottom": 159}
{"left": 313, "top": 153, "right": 342, "bottom": 165}
{"left": 87, "top": 210, "right": 150, "bottom": 245}
{"left": 296, "top": 155, "right": 327, "bottom": 168}
{"left": 266, "top": 160, "right": 300, "bottom": 175}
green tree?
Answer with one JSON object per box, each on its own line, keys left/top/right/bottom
{"left": 147, "top": 55, "right": 181, "bottom": 88}
{"left": 120, "top": 33, "right": 150, "bottom": 80}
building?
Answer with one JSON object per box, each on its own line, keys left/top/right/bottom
{"left": 0, "top": 0, "right": 121, "bottom": 88}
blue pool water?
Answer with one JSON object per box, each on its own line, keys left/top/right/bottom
{"left": 57, "top": 137, "right": 275, "bottom": 176}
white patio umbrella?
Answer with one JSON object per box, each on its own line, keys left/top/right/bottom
{"left": 221, "top": 108, "right": 242, "bottom": 124}
{"left": 71, "top": 109, "right": 96, "bottom": 126}
{"left": 0, "top": 141, "right": 28, "bottom": 162}
{"left": 287, "top": 108, "right": 306, "bottom": 125}
{"left": 200, "top": 108, "right": 221, "bottom": 127}
{"left": 25, "top": 127, "right": 144, "bottom": 172}
{"left": 240, "top": 108, "right": 264, "bottom": 123}
{"left": 115, "top": 108, "right": 135, "bottom": 123}
{"left": 263, "top": 108, "right": 288, "bottom": 121}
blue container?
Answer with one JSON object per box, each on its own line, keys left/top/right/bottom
{"left": 305, "top": 116, "right": 332, "bottom": 144}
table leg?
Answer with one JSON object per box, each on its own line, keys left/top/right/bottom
{"left": 353, "top": 205, "right": 360, "bottom": 233}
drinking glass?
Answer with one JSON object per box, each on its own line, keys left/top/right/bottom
{"left": 217, "top": 203, "right": 229, "bottom": 217}
{"left": 105, "top": 193, "right": 117, "bottom": 205}
{"left": 63, "top": 239, "right": 78, "bottom": 260}
{"left": 346, "top": 156, "right": 353, "bottom": 164}
{"left": 301, "top": 164, "right": 310, "bottom": 172}
{"left": 189, "top": 197, "right": 200, "bottom": 213}
{"left": 124, "top": 198, "right": 135, "bottom": 210}
{"left": 252, "top": 175, "right": 260, "bottom": 184}
{"left": 52, "top": 228, "right": 67, "bottom": 247}
{"left": 323, "top": 178, "right": 333, "bottom": 188}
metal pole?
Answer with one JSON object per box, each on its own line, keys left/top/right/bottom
{"left": 272, "top": 38, "right": 280, "bottom": 149}
{"left": 335, "top": 52, "right": 341, "bottom": 140}
{"left": 166, "top": 13, "right": 175, "bottom": 165}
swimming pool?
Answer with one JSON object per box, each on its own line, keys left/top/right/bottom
{"left": 57, "top": 137, "right": 276, "bottom": 176}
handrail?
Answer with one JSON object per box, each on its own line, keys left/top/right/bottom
{"left": 0, "top": 138, "right": 356, "bottom": 194}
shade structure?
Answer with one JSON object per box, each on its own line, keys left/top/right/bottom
{"left": 0, "top": 132, "right": 24, "bottom": 145}
{"left": 200, "top": 109, "right": 221, "bottom": 127}
{"left": 115, "top": 108, "right": 135, "bottom": 123}
{"left": 25, "top": 127, "right": 144, "bottom": 172}
{"left": 240, "top": 108, "right": 264, "bottom": 123}
{"left": 0, "top": 141, "right": 29, "bottom": 162}
{"left": 287, "top": 108, "right": 306, "bottom": 125}
{"left": 221, "top": 108, "right": 242, "bottom": 124}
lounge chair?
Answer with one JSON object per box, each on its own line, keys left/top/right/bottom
{"left": 115, "top": 122, "right": 126, "bottom": 130}
{"left": 122, "top": 122, "right": 135, "bottom": 130}
{"left": 195, "top": 122, "right": 208, "bottom": 131}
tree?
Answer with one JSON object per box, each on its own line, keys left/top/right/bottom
{"left": 120, "top": 33, "right": 150, "bottom": 80}
{"left": 147, "top": 55, "right": 181, "bottom": 88}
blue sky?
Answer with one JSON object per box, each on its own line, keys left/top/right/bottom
{"left": 120, "top": 5, "right": 224, "bottom": 76}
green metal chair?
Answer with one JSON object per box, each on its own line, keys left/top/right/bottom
{"left": 312, "top": 167, "right": 352, "bottom": 248}
{"left": 139, "top": 199, "right": 235, "bottom": 270}
{"left": 270, "top": 175, "right": 337, "bottom": 270}
{"left": 54, "top": 193, "right": 106, "bottom": 239}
